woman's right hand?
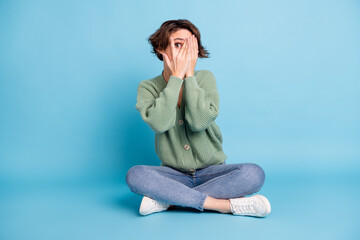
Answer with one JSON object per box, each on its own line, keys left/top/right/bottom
{"left": 162, "top": 37, "right": 190, "bottom": 79}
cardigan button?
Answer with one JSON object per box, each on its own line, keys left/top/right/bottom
{"left": 184, "top": 144, "right": 190, "bottom": 150}
{"left": 178, "top": 119, "right": 184, "bottom": 125}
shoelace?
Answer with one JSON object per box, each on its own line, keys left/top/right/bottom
{"left": 233, "top": 198, "right": 257, "bottom": 214}
{"left": 149, "top": 197, "right": 168, "bottom": 209}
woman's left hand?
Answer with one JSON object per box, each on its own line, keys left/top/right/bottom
{"left": 185, "top": 35, "right": 198, "bottom": 78}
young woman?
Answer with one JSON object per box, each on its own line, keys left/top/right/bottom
{"left": 125, "top": 19, "right": 271, "bottom": 217}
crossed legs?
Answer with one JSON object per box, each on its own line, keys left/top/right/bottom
{"left": 125, "top": 163, "right": 265, "bottom": 213}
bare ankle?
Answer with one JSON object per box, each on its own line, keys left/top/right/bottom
{"left": 203, "top": 196, "right": 231, "bottom": 214}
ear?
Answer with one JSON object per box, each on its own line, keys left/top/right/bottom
{"left": 156, "top": 48, "right": 164, "bottom": 55}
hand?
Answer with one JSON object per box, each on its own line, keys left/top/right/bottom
{"left": 185, "top": 35, "right": 198, "bottom": 78}
{"left": 161, "top": 37, "right": 190, "bottom": 79}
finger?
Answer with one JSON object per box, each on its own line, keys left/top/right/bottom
{"left": 185, "top": 38, "right": 190, "bottom": 57}
{"left": 190, "top": 35, "right": 194, "bottom": 58}
{"left": 162, "top": 53, "right": 169, "bottom": 64}
{"left": 192, "top": 35, "right": 196, "bottom": 57}
{"left": 190, "top": 37, "right": 194, "bottom": 61}
{"left": 188, "top": 36, "right": 192, "bottom": 60}
{"left": 162, "top": 53, "right": 172, "bottom": 71}
{"left": 170, "top": 36, "right": 175, "bottom": 60}
{"left": 187, "top": 38, "right": 192, "bottom": 68}
{"left": 177, "top": 38, "right": 185, "bottom": 57}
{"left": 179, "top": 38, "right": 188, "bottom": 57}
{"left": 193, "top": 35, "right": 198, "bottom": 55}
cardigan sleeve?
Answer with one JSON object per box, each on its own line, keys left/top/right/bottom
{"left": 184, "top": 70, "right": 220, "bottom": 132}
{"left": 135, "top": 75, "right": 184, "bottom": 134}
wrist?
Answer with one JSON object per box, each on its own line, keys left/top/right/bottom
{"left": 186, "top": 71, "right": 194, "bottom": 78}
{"left": 172, "top": 72, "right": 185, "bottom": 79}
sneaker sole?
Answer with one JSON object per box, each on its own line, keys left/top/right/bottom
{"left": 139, "top": 196, "right": 169, "bottom": 216}
{"left": 252, "top": 194, "right": 271, "bottom": 217}
{"left": 139, "top": 196, "right": 150, "bottom": 215}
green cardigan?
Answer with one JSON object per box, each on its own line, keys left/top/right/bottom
{"left": 135, "top": 70, "right": 227, "bottom": 175}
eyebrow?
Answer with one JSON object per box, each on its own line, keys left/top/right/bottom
{"left": 174, "top": 38, "right": 184, "bottom": 41}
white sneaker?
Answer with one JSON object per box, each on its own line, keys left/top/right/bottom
{"left": 229, "top": 194, "right": 271, "bottom": 217}
{"left": 139, "top": 196, "right": 171, "bottom": 216}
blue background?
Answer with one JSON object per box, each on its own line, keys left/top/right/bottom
{"left": 1, "top": 0, "right": 359, "bottom": 239}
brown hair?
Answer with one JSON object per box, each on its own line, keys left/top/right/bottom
{"left": 147, "top": 19, "right": 210, "bottom": 61}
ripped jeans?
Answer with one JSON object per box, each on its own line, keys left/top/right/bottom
{"left": 125, "top": 161, "right": 265, "bottom": 211}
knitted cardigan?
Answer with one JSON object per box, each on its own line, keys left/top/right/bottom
{"left": 135, "top": 69, "right": 227, "bottom": 175}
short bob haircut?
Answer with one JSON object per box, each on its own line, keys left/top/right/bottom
{"left": 148, "top": 19, "right": 210, "bottom": 61}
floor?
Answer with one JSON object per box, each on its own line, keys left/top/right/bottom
{"left": 1, "top": 171, "right": 359, "bottom": 240}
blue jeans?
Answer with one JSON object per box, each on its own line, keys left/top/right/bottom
{"left": 125, "top": 161, "right": 265, "bottom": 211}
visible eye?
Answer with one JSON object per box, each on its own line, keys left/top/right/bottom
{"left": 175, "top": 43, "right": 182, "bottom": 48}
